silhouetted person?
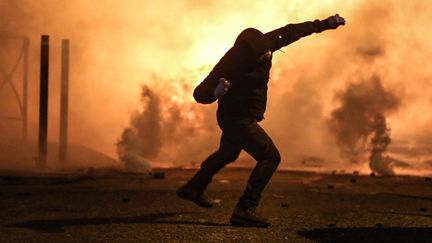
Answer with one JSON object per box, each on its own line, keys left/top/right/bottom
{"left": 177, "top": 14, "right": 345, "bottom": 227}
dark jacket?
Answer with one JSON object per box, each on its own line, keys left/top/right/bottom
{"left": 194, "top": 19, "right": 331, "bottom": 123}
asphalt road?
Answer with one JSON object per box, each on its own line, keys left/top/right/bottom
{"left": 1, "top": 168, "right": 432, "bottom": 242}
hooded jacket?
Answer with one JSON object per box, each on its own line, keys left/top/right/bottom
{"left": 193, "top": 19, "right": 331, "bottom": 123}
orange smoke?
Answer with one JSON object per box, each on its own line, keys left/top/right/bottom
{"left": 1, "top": 0, "right": 432, "bottom": 175}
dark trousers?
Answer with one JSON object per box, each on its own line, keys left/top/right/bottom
{"left": 186, "top": 119, "right": 281, "bottom": 210}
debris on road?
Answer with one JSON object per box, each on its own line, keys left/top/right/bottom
{"left": 214, "top": 199, "right": 222, "bottom": 204}
{"left": 151, "top": 171, "right": 165, "bottom": 179}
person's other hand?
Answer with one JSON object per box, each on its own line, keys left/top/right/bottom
{"left": 213, "top": 78, "right": 230, "bottom": 99}
{"left": 327, "top": 14, "right": 345, "bottom": 29}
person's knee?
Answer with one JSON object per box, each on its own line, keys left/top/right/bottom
{"left": 206, "top": 149, "right": 240, "bottom": 165}
{"left": 253, "top": 145, "right": 281, "bottom": 166}
{"left": 224, "top": 152, "right": 240, "bottom": 163}
{"left": 268, "top": 148, "right": 281, "bottom": 166}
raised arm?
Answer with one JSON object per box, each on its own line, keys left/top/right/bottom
{"left": 265, "top": 14, "right": 345, "bottom": 51}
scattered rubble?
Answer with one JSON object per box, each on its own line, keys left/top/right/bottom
{"left": 213, "top": 199, "right": 222, "bottom": 204}
{"left": 151, "top": 171, "right": 165, "bottom": 179}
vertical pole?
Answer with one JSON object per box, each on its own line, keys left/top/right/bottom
{"left": 59, "top": 39, "right": 69, "bottom": 163}
{"left": 22, "top": 38, "right": 29, "bottom": 141}
{"left": 38, "top": 35, "right": 49, "bottom": 168}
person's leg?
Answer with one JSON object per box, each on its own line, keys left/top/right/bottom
{"left": 177, "top": 130, "right": 242, "bottom": 208}
{"left": 235, "top": 122, "right": 281, "bottom": 210}
{"left": 185, "top": 132, "right": 242, "bottom": 192}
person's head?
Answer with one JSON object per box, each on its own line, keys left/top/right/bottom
{"left": 234, "top": 28, "right": 272, "bottom": 62}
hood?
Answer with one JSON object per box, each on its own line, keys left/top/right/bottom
{"left": 234, "top": 28, "right": 271, "bottom": 58}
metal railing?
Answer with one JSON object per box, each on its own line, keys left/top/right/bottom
{"left": 0, "top": 36, "right": 29, "bottom": 140}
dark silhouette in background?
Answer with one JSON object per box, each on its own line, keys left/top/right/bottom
{"left": 178, "top": 14, "right": 345, "bottom": 227}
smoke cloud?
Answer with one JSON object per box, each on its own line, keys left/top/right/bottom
{"left": 328, "top": 77, "right": 400, "bottom": 174}
{"left": 369, "top": 114, "right": 395, "bottom": 175}
{"left": 117, "top": 77, "right": 219, "bottom": 168}
{"left": 116, "top": 85, "right": 160, "bottom": 171}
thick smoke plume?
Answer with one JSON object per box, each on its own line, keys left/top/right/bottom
{"left": 117, "top": 79, "right": 218, "bottom": 168}
{"left": 369, "top": 113, "right": 395, "bottom": 175}
{"left": 117, "top": 86, "right": 161, "bottom": 171}
{"left": 328, "top": 76, "right": 400, "bottom": 174}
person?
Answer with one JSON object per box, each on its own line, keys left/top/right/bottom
{"left": 177, "top": 14, "right": 345, "bottom": 227}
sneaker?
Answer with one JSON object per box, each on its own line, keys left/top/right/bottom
{"left": 176, "top": 185, "right": 213, "bottom": 208}
{"left": 230, "top": 207, "right": 270, "bottom": 227}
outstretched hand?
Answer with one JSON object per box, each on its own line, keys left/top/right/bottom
{"left": 327, "top": 14, "right": 345, "bottom": 29}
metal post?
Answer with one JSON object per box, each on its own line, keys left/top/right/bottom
{"left": 22, "top": 38, "right": 29, "bottom": 141}
{"left": 59, "top": 39, "right": 69, "bottom": 163}
{"left": 38, "top": 35, "right": 49, "bottom": 168}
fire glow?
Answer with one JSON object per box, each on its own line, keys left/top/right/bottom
{"left": 1, "top": 0, "right": 432, "bottom": 175}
